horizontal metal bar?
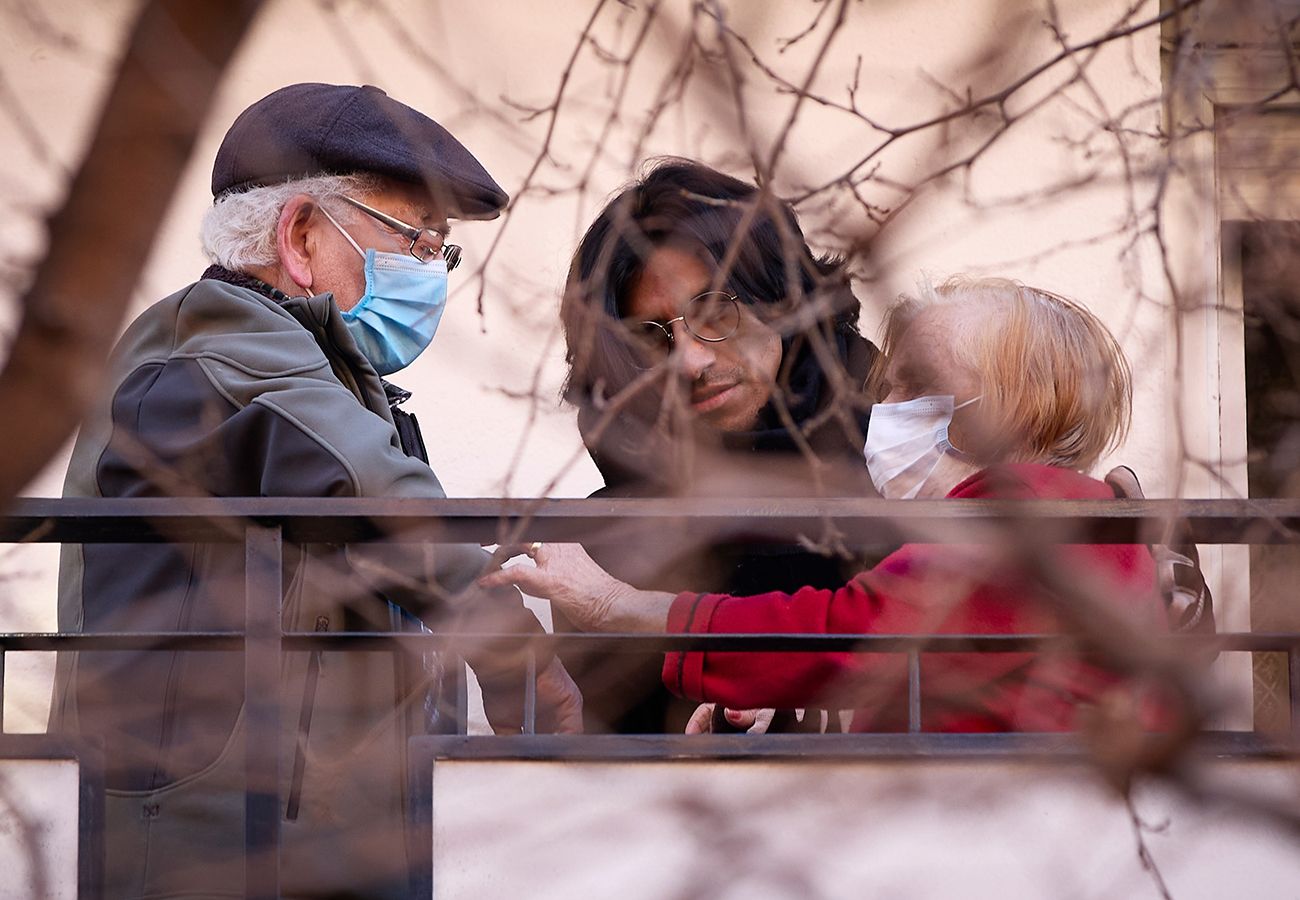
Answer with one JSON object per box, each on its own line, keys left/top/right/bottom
{"left": 3, "top": 497, "right": 1299, "bottom": 544}
{"left": 268, "top": 631, "right": 1300, "bottom": 654}
{"left": 4, "top": 631, "right": 1298, "bottom": 653}
{"left": 0, "top": 633, "right": 244, "bottom": 651}
{"left": 412, "top": 730, "right": 1294, "bottom": 761}
{"left": 289, "top": 632, "right": 1070, "bottom": 653}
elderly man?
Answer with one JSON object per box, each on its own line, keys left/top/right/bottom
{"left": 49, "top": 83, "right": 580, "bottom": 898}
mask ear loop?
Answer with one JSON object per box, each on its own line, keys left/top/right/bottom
{"left": 319, "top": 205, "right": 366, "bottom": 260}
{"left": 942, "top": 394, "right": 984, "bottom": 460}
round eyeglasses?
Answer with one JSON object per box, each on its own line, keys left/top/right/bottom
{"left": 339, "top": 195, "right": 463, "bottom": 271}
{"left": 626, "top": 291, "right": 741, "bottom": 367}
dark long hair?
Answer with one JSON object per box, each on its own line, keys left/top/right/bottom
{"left": 561, "top": 158, "right": 862, "bottom": 410}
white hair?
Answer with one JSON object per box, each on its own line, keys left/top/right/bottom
{"left": 200, "top": 173, "right": 383, "bottom": 270}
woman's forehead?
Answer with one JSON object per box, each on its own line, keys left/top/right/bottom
{"left": 890, "top": 305, "right": 980, "bottom": 388}
{"left": 895, "top": 306, "right": 954, "bottom": 355}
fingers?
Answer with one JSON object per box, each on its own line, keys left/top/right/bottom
{"left": 746, "top": 708, "right": 776, "bottom": 735}
{"left": 723, "top": 707, "right": 757, "bottom": 729}
{"left": 685, "top": 705, "right": 773, "bottom": 734}
{"left": 685, "top": 703, "right": 716, "bottom": 734}
{"left": 476, "top": 555, "right": 557, "bottom": 595}
{"left": 537, "top": 658, "right": 585, "bottom": 735}
{"left": 723, "top": 708, "right": 775, "bottom": 732}
{"left": 491, "top": 542, "right": 543, "bottom": 562}
{"left": 477, "top": 565, "right": 527, "bottom": 591}
{"left": 553, "top": 702, "right": 584, "bottom": 734}
{"left": 477, "top": 569, "right": 543, "bottom": 599}
{"left": 475, "top": 542, "right": 564, "bottom": 591}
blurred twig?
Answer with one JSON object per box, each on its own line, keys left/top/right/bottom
{"left": 0, "top": 0, "right": 266, "bottom": 508}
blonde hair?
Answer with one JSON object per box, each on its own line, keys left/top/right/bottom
{"left": 878, "top": 275, "right": 1132, "bottom": 471}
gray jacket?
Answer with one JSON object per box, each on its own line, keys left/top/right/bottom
{"left": 50, "top": 271, "right": 539, "bottom": 898}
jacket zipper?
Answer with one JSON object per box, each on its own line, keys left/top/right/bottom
{"left": 285, "top": 614, "right": 329, "bottom": 821}
{"left": 147, "top": 543, "right": 204, "bottom": 794}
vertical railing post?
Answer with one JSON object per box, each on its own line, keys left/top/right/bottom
{"left": 1289, "top": 648, "right": 1300, "bottom": 743}
{"left": 454, "top": 656, "right": 469, "bottom": 736}
{"left": 245, "top": 523, "right": 282, "bottom": 899}
{"left": 907, "top": 649, "right": 921, "bottom": 734}
{"left": 522, "top": 651, "right": 537, "bottom": 736}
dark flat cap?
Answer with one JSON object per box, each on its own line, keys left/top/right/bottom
{"left": 212, "top": 83, "right": 508, "bottom": 219}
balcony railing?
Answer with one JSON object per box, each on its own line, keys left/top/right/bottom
{"left": 2, "top": 496, "right": 1299, "bottom": 898}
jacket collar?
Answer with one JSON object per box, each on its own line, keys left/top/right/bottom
{"left": 201, "top": 264, "right": 412, "bottom": 415}
{"left": 200, "top": 264, "right": 292, "bottom": 305}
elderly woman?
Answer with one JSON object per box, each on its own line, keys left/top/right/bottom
{"left": 485, "top": 276, "right": 1167, "bottom": 731}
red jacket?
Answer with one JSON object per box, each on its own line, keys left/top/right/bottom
{"left": 662, "top": 464, "right": 1164, "bottom": 732}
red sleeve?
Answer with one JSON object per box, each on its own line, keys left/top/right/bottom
{"left": 661, "top": 547, "right": 943, "bottom": 709}
{"left": 659, "top": 466, "right": 1165, "bottom": 727}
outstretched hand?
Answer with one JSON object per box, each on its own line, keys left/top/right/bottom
{"left": 479, "top": 542, "right": 677, "bottom": 633}
{"left": 480, "top": 655, "right": 585, "bottom": 735}
{"left": 479, "top": 542, "right": 626, "bottom": 632}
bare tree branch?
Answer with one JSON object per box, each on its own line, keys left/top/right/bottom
{"left": 0, "top": 0, "right": 266, "bottom": 507}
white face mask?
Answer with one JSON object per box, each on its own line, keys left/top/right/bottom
{"left": 863, "top": 395, "right": 981, "bottom": 499}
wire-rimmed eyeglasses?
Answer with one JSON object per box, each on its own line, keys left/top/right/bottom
{"left": 626, "top": 291, "right": 741, "bottom": 367}
{"left": 339, "top": 195, "right": 463, "bottom": 271}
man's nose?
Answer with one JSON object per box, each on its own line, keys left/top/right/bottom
{"left": 670, "top": 324, "right": 717, "bottom": 378}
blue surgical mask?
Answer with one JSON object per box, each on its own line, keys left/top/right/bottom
{"left": 322, "top": 207, "right": 448, "bottom": 376}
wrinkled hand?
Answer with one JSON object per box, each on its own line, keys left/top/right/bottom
{"left": 479, "top": 543, "right": 631, "bottom": 632}
{"left": 481, "top": 655, "right": 584, "bottom": 735}
{"left": 534, "top": 656, "right": 584, "bottom": 735}
{"left": 685, "top": 703, "right": 776, "bottom": 735}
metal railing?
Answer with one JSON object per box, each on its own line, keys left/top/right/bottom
{"left": 2, "top": 495, "right": 1300, "bottom": 897}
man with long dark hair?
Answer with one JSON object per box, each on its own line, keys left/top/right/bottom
{"left": 558, "top": 159, "right": 881, "bottom": 733}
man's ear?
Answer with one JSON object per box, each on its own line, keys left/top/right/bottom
{"left": 275, "top": 194, "right": 319, "bottom": 291}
